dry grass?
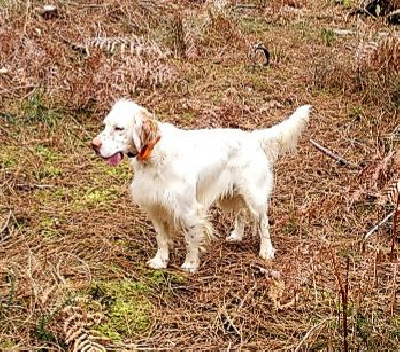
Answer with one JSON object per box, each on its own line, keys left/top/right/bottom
{"left": 0, "top": 0, "right": 399, "bottom": 350}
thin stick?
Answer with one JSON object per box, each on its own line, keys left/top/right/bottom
{"left": 16, "top": 183, "right": 55, "bottom": 190}
{"left": 23, "top": 0, "right": 30, "bottom": 36}
{"left": 0, "top": 210, "right": 12, "bottom": 234}
{"left": 309, "top": 139, "right": 360, "bottom": 169}
{"left": 364, "top": 212, "right": 394, "bottom": 240}
{"left": 389, "top": 263, "right": 397, "bottom": 316}
{"left": 294, "top": 318, "right": 328, "bottom": 352}
{"left": 343, "top": 256, "right": 350, "bottom": 352}
{"left": 331, "top": 248, "right": 349, "bottom": 352}
{"left": 390, "top": 194, "right": 399, "bottom": 260}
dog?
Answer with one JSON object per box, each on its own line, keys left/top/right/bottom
{"left": 92, "top": 99, "right": 311, "bottom": 272}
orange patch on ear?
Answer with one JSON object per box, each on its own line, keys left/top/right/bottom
{"left": 137, "top": 117, "right": 160, "bottom": 162}
{"left": 137, "top": 135, "right": 161, "bottom": 161}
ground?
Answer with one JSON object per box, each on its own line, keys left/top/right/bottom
{"left": 0, "top": 0, "right": 399, "bottom": 350}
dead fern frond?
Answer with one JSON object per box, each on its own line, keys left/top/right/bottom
{"left": 358, "top": 34, "right": 400, "bottom": 74}
{"left": 386, "top": 179, "right": 400, "bottom": 210}
{"left": 63, "top": 305, "right": 106, "bottom": 352}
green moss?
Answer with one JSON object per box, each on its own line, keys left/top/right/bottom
{"left": 34, "top": 315, "right": 58, "bottom": 345}
{"left": 105, "top": 163, "right": 132, "bottom": 181}
{"left": 0, "top": 338, "right": 17, "bottom": 348}
{"left": 89, "top": 279, "right": 152, "bottom": 341}
{"left": 180, "top": 111, "right": 197, "bottom": 122}
{"left": 238, "top": 17, "right": 272, "bottom": 35}
{"left": 40, "top": 216, "right": 60, "bottom": 237}
{"left": 84, "top": 189, "right": 119, "bottom": 203}
{"left": 0, "top": 156, "right": 18, "bottom": 169}
{"left": 143, "top": 269, "right": 168, "bottom": 286}
{"left": 342, "top": 0, "right": 351, "bottom": 8}
{"left": 33, "top": 186, "right": 122, "bottom": 210}
{"left": 141, "top": 268, "right": 188, "bottom": 287}
{"left": 20, "top": 92, "right": 61, "bottom": 125}
{"left": 0, "top": 112, "right": 18, "bottom": 124}
{"left": 320, "top": 28, "right": 336, "bottom": 47}
{"left": 29, "top": 146, "right": 63, "bottom": 181}
{"left": 53, "top": 188, "right": 67, "bottom": 198}
{"left": 34, "top": 145, "right": 60, "bottom": 162}
{"left": 0, "top": 146, "right": 20, "bottom": 169}
{"left": 244, "top": 71, "right": 271, "bottom": 91}
{"left": 348, "top": 104, "right": 364, "bottom": 119}
{"left": 34, "top": 166, "right": 63, "bottom": 180}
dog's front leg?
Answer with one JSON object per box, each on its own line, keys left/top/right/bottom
{"left": 181, "top": 231, "right": 202, "bottom": 273}
{"left": 148, "top": 219, "right": 171, "bottom": 269}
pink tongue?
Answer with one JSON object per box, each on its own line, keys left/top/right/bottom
{"left": 107, "top": 152, "right": 122, "bottom": 166}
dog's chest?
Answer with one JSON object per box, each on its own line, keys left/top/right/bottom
{"left": 129, "top": 163, "right": 181, "bottom": 208}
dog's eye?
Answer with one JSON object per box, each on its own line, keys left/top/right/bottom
{"left": 115, "top": 126, "right": 125, "bottom": 131}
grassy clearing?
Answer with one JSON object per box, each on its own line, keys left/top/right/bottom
{"left": 0, "top": 0, "right": 399, "bottom": 350}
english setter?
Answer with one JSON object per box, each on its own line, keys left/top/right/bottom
{"left": 92, "top": 99, "right": 311, "bottom": 272}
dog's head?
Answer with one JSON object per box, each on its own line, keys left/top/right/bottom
{"left": 92, "top": 99, "right": 160, "bottom": 166}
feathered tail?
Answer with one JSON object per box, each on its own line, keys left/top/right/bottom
{"left": 253, "top": 105, "right": 312, "bottom": 161}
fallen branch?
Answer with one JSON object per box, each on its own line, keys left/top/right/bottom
{"left": 364, "top": 212, "right": 394, "bottom": 240}
{"left": 310, "top": 139, "right": 360, "bottom": 169}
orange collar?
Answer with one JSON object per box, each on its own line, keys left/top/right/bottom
{"left": 137, "top": 135, "right": 161, "bottom": 161}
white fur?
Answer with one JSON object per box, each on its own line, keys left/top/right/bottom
{"left": 93, "top": 99, "right": 312, "bottom": 272}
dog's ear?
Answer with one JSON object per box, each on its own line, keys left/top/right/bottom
{"left": 140, "top": 117, "right": 159, "bottom": 147}
{"left": 132, "top": 107, "right": 160, "bottom": 160}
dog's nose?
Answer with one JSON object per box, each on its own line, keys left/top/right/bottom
{"left": 92, "top": 136, "right": 102, "bottom": 153}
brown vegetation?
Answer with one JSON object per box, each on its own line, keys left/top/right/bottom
{"left": 0, "top": 0, "right": 399, "bottom": 350}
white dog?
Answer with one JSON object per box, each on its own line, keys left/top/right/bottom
{"left": 92, "top": 99, "right": 311, "bottom": 272}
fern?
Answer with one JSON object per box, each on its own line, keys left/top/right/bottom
{"left": 63, "top": 306, "right": 106, "bottom": 352}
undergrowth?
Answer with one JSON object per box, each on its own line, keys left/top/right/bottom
{"left": 0, "top": 0, "right": 398, "bottom": 350}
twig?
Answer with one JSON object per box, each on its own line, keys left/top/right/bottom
{"left": 343, "top": 256, "right": 350, "bottom": 352}
{"left": 330, "top": 248, "right": 349, "bottom": 352}
{"left": 364, "top": 212, "right": 394, "bottom": 240}
{"left": 310, "top": 139, "right": 360, "bottom": 169}
{"left": 16, "top": 183, "right": 56, "bottom": 190}
{"left": 0, "top": 210, "right": 12, "bottom": 233}
{"left": 0, "top": 84, "right": 39, "bottom": 94}
{"left": 67, "top": 1, "right": 112, "bottom": 8}
{"left": 390, "top": 194, "right": 399, "bottom": 261}
{"left": 294, "top": 318, "right": 328, "bottom": 352}
{"left": 388, "top": 263, "right": 397, "bottom": 316}
{"left": 250, "top": 262, "right": 281, "bottom": 279}
{"left": 23, "top": 0, "right": 30, "bottom": 35}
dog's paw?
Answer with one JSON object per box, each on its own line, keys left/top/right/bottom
{"left": 226, "top": 230, "right": 244, "bottom": 242}
{"left": 181, "top": 260, "right": 199, "bottom": 273}
{"left": 148, "top": 257, "right": 167, "bottom": 269}
{"left": 259, "top": 247, "right": 275, "bottom": 261}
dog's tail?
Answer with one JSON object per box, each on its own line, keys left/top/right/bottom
{"left": 253, "top": 105, "right": 312, "bottom": 162}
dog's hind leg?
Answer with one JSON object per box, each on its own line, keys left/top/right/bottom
{"left": 220, "top": 196, "right": 247, "bottom": 242}
{"left": 257, "top": 211, "right": 275, "bottom": 260}
{"left": 226, "top": 208, "right": 246, "bottom": 241}
{"left": 240, "top": 182, "right": 275, "bottom": 261}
